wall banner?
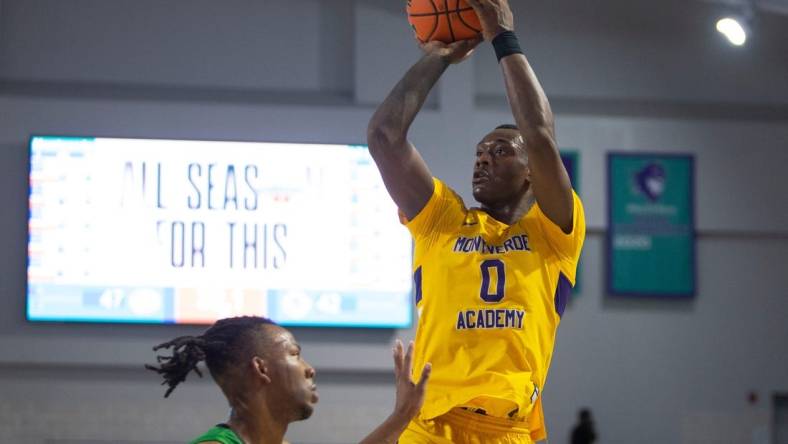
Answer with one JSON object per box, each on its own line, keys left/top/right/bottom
{"left": 607, "top": 153, "right": 695, "bottom": 297}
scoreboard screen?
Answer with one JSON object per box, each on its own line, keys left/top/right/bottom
{"left": 27, "top": 136, "right": 412, "bottom": 327}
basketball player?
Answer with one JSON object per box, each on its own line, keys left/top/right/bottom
{"left": 146, "top": 316, "right": 431, "bottom": 444}
{"left": 366, "top": 0, "right": 585, "bottom": 442}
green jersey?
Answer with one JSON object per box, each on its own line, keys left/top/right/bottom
{"left": 190, "top": 424, "right": 244, "bottom": 444}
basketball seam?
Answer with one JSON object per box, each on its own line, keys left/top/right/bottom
{"left": 411, "top": 24, "right": 424, "bottom": 43}
{"left": 444, "top": 0, "right": 455, "bottom": 42}
{"left": 427, "top": 0, "right": 439, "bottom": 42}
{"left": 410, "top": 0, "right": 476, "bottom": 42}
{"left": 408, "top": 6, "right": 474, "bottom": 17}
{"left": 454, "top": 3, "right": 481, "bottom": 33}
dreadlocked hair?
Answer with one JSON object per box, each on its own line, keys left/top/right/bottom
{"left": 145, "top": 316, "right": 276, "bottom": 398}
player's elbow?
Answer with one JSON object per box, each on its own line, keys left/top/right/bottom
{"left": 366, "top": 125, "right": 404, "bottom": 159}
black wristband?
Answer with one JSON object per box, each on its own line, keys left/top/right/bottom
{"left": 492, "top": 31, "right": 523, "bottom": 62}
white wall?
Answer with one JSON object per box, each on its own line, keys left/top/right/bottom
{"left": 1, "top": 1, "right": 787, "bottom": 443}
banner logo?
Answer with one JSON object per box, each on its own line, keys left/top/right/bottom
{"left": 635, "top": 163, "right": 666, "bottom": 202}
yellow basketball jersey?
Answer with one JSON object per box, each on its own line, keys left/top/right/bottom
{"left": 404, "top": 178, "right": 585, "bottom": 442}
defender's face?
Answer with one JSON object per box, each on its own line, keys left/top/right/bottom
{"left": 472, "top": 129, "right": 529, "bottom": 205}
{"left": 264, "top": 327, "right": 319, "bottom": 421}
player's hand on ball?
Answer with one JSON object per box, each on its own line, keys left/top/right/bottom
{"left": 466, "top": 0, "right": 514, "bottom": 41}
{"left": 420, "top": 35, "right": 482, "bottom": 64}
{"left": 392, "top": 340, "right": 431, "bottom": 421}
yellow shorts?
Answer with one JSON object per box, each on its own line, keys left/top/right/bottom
{"left": 398, "top": 408, "right": 534, "bottom": 444}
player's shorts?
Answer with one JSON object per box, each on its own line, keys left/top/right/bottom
{"left": 398, "top": 408, "right": 534, "bottom": 444}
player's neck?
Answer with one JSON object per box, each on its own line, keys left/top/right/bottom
{"left": 481, "top": 193, "right": 535, "bottom": 225}
{"left": 227, "top": 398, "right": 288, "bottom": 444}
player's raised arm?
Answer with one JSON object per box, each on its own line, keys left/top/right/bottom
{"left": 358, "top": 340, "right": 431, "bottom": 444}
{"left": 367, "top": 38, "right": 481, "bottom": 220}
{"left": 468, "top": 0, "right": 574, "bottom": 233}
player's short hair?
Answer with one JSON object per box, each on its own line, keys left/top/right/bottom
{"left": 146, "top": 316, "right": 277, "bottom": 397}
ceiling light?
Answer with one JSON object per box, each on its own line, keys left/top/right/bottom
{"left": 716, "top": 16, "right": 747, "bottom": 46}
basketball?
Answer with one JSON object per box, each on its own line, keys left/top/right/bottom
{"left": 407, "top": 0, "right": 482, "bottom": 44}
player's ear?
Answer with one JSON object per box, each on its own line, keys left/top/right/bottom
{"left": 252, "top": 356, "right": 272, "bottom": 384}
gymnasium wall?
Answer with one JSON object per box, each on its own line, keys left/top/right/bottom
{"left": 1, "top": 0, "right": 786, "bottom": 443}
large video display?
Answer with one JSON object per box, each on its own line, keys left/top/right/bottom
{"left": 27, "top": 136, "right": 412, "bottom": 327}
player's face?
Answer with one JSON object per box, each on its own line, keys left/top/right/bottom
{"left": 472, "top": 129, "right": 529, "bottom": 205}
{"left": 264, "top": 327, "right": 319, "bottom": 421}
